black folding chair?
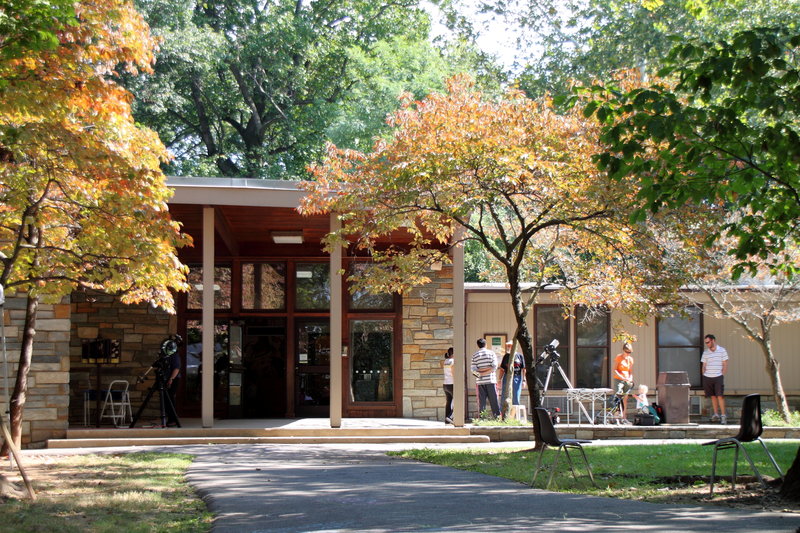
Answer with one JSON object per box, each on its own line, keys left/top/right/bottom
{"left": 530, "top": 407, "right": 596, "bottom": 489}
{"left": 701, "top": 394, "right": 784, "bottom": 495}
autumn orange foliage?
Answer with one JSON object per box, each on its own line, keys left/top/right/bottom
{"left": 0, "top": 0, "right": 190, "bottom": 310}
{"left": 302, "top": 75, "right": 683, "bottom": 424}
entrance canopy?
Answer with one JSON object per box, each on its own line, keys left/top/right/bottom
{"left": 166, "top": 177, "right": 466, "bottom": 429}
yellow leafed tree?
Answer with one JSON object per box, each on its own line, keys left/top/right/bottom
{"left": 0, "top": 0, "right": 191, "bottom": 451}
{"left": 302, "top": 75, "right": 683, "bottom": 440}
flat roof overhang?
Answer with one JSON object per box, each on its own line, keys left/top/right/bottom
{"left": 166, "top": 177, "right": 426, "bottom": 261}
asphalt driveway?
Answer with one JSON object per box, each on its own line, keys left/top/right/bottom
{"left": 181, "top": 443, "right": 799, "bottom": 533}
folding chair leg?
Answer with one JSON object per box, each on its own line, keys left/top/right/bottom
{"left": 546, "top": 449, "right": 562, "bottom": 490}
{"left": 563, "top": 447, "right": 580, "bottom": 483}
{"left": 732, "top": 444, "right": 739, "bottom": 490}
{"left": 757, "top": 438, "right": 784, "bottom": 481}
{"left": 531, "top": 446, "right": 547, "bottom": 487}
{"left": 709, "top": 444, "right": 719, "bottom": 496}
{"left": 737, "top": 445, "right": 767, "bottom": 489}
{"left": 576, "top": 445, "right": 597, "bottom": 488}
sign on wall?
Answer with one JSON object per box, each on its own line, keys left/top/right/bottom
{"left": 483, "top": 333, "right": 507, "bottom": 358}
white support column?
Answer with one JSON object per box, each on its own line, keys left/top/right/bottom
{"left": 329, "top": 213, "right": 343, "bottom": 428}
{"left": 452, "top": 237, "right": 466, "bottom": 427}
{"left": 202, "top": 206, "right": 215, "bottom": 428}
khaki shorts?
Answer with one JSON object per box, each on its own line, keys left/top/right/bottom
{"left": 614, "top": 379, "right": 633, "bottom": 396}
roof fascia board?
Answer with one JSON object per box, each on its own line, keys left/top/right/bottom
{"left": 167, "top": 177, "right": 306, "bottom": 208}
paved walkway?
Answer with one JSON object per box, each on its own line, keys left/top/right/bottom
{"left": 24, "top": 441, "right": 800, "bottom": 532}
{"left": 181, "top": 442, "right": 796, "bottom": 532}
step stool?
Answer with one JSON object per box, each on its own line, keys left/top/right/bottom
{"left": 509, "top": 405, "right": 528, "bottom": 421}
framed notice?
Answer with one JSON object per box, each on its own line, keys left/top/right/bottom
{"left": 483, "top": 333, "right": 507, "bottom": 358}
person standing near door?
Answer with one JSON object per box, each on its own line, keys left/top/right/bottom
{"left": 442, "top": 347, "right": 454, "bottom": 424}
{"left": 498, "top": 340, "right": 526, "bottom": 407}
{"left": 702, "top": 334, "right": 729, "bottom": 424}
{"left": 471, "top": 338, "right": 500, "bottom": 418}
{"left": 163, "top": 336, "right": 182, "bottom": 427}
{"left": 613, "top": 342, "right": 634, "bottom": 420}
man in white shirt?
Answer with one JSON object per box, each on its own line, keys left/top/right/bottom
{"left": 471, "top": 338, "right": 500, "bottom": 418}
{"left": 701, "top": 334, "right": 729, "bottom": 424}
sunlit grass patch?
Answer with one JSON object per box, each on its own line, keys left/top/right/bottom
{"left": 391, "top": 442, "right": 798, "bottom": 508}
{"left": 0, "top": 452, "right": 212, "bottom": 533}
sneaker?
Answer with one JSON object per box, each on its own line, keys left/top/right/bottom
{"left": 720, "top": 415, "right": 727, "bottom": 425}
{"left": 710, "top": 413, "right": 720, "bottom": 422}
{"left": 445, "top": 417, "right": 453, "bottom": 425}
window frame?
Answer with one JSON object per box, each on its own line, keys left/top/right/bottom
{"left": 656, "top": 305, "right": 704, "bottom": 388}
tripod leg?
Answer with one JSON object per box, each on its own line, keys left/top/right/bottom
{"left": 555, "top": 363, "right": 593, "bottom": 424}
{"left": 542, "top": 365, "right": 553, "bottom": 396}
{"left": 129, "top": 384, "right": 158, "bottom": 428}
{"left": 160, "top": 384, "right": 181, "bottom": 428}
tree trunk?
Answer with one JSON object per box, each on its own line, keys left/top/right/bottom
{"left": 505, "top": 276, "right": 542, "bottom": 447}
{"left": 760, "top": 341, "right": 791, "bottom": 422}
{"left": 780, "top": 445, "right": 800, "bottom": 501}
{"left": 0, "top": 293, "right": 38, "bottom": 456}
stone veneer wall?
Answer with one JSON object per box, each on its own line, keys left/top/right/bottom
{"left": 402, "top": 265, "right": 454, "bottom": 420}
{"left": 69, "top": 291, "right": 174, "bottom": 426}
{"left": 1, "top": 295, "right": 71, "bottom": 448}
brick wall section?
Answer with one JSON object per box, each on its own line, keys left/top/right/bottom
{"left": 70, "top": 291, "right": 175, "bottom": 427}
{"left": 1, "top": 295, "right": 71, "bottom": 448}
{"left": 402, "top": 265, "right": 454, "bottom": 420}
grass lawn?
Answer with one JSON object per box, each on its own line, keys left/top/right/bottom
{"left": 0, "top": 452, "right": 212, "bottom": 533}
{"left": 392, "top": 442, "right": 800, "bottom": 511}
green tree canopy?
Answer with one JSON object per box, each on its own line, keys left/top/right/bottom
{"left": 497, "top": 0, "right": 800, "bottom": 96}
{"left": 578, "top": 26, "right": 800, "bottom": 277}
{"left": 0, "top": 0, "right": 76, "bottom": 60}
{"left": 127, "top": 0, "right": 492, "bottom": 179}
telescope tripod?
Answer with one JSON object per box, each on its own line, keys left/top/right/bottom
{"left": 538, "top": 359, "right": 593, "bottom": 424}
{"left": 129, "top": 372, "right": 181, "bottom": 428}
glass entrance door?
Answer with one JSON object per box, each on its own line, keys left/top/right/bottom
{"left": 241, "top": 318, "right": 287, "bottom": 417}
{"left": 295, "top": 319, "right": 330, "bottom": 417}
{"left": 350, "top": 319, "right": 394, "bottom": 403}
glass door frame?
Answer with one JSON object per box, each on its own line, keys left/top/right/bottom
{"left": 343, "top": 313, "right": 403, "bottom": 417}
{"left": 294, "top": 317, "right": 332, "bottom": 417}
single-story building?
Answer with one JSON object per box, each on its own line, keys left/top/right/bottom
{"left": 3, "top": 178, "right": 798, "bottom": 447}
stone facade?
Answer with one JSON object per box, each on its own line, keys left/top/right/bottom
{"left": 1, "top": 295, "right": 71, "bottom": 448}
{"left": 402, "top": 265, "right": 454, "bottom": 420}
{"left": 69, "top": 291, "right": 175, "bottom": 427}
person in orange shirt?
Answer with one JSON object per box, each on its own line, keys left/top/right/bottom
{"left": 613, "top": 342, "right": 635, "bottom": 420}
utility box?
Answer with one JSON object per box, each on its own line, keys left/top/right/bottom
{"left": 656, "top": 371, "right": 691, "bottom": 424}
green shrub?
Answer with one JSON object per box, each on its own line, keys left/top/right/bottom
{"left": 762, "top": 408, "right": 800, "bottom": 427}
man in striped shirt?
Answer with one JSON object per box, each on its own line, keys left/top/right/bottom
{"left": 701, "top": 334, "right": 729, "bottom": 424}
{"left": 471, "top": 338, "right": 500, "bottom": 418}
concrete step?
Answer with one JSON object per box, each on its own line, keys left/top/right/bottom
{"left": 65, "top": 426, "right": 473, "bottom": 439}
{"left": 47, "top": 434, "right": 490, "bottom": 448}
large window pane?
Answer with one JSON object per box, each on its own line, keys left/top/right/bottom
{"left": 535, "top": 306, "right": 569, "bottom": 348}
{"left": 575, "top": 307, "right": 609, "bottom": 388}
{"left": 658, "top": 347, "right": 702, "bottom": 386}
{"left": 242, "top": 262, "right": 285, "bottom": 310}
{"left": 295, "top": 263, "right": 330, "bottom": 310}
{"left": 297, "top": 322, "right": 330, "bottom": 366}
{"left": 187, "top": 265, "right": 232, "bottom": 309}
{"left": 657, "top": 307, "right": 702, "bottom": 387}
{"left": 576, "top": 347, "right": 608, "bottom": 388}
{"left": 535, "top": 305, "right": 570, "bottom": 390}
{"left": 184, "top": 320, "right": 230, "bottom": 405}
{"left": 350, "top": 320, "right": 394, "bottom": 402}
{"left": 576, "top": 307, "right": 608, "bottom": 347}
{"left": 348, "top": 262, "right": 394, "bottom": 310}
{"left": 658, "top": 307, "right": 702, "bottom": 346}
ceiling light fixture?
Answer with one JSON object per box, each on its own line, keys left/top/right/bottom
{"left": 271, "top": 231, "right": 304, "bottom": 244}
